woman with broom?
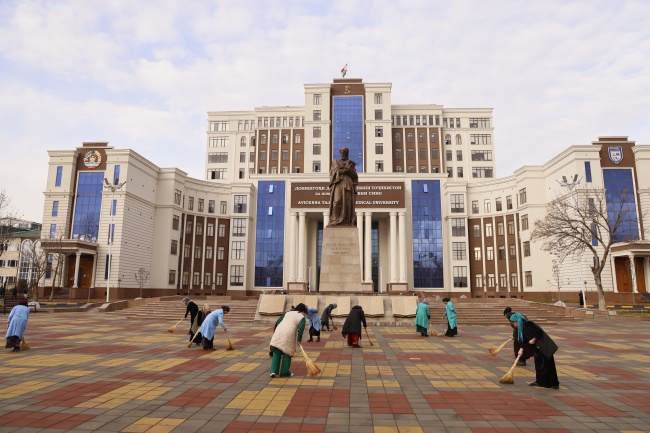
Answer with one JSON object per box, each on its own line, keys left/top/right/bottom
{"left": 199, "top": 305, "right": 229, "bottom": 350}
{"left": 415, "top": 298, "right": 431, "bottom": 337}
{"left": 5, "top": 299, "right": 29, "bottom": 352}
{"left": 190, "top": 304, "right": 211, "bottom": 346}
{"left": 508, "top": 312, "right": 560, "bottom": 389}
{"left": 320, "top": 303, "right": 337, "bottom": 331}
{"left": 306, "top": 306, "right": 321, "bottom": 342}
{"left": 342, "top": 305, "right": 367, "bottom": 348}
{"left": 503, "top": 307, "right": 533, "bottom": 366}
{"left": 441, "top": 297, "right": 457, "bottom": 337}
{"left": 183, "top": 297, "right": 199, "bottom": 341}
{"left": 269, "top": 303, "right": 308, "bottom": 378}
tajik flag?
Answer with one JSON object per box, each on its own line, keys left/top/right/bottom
{"left": 341, "top": 64, "right": 348, "bottom": 77}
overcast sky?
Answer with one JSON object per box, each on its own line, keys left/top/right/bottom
{"left": 1, "top": 0, "right": 649, "bottom": 222}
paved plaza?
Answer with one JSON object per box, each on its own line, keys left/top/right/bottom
{"left": 0, "top": 313, "right": 649, "bottom": 433}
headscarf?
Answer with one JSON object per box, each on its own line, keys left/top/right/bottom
{"left": 18, "top": 299, "right": 28, "bottom": 306}
{"left": 332, "top": 303, "right": 337, "bottom": 309}
{"left": 508, "top": 312, "right": 526, "bottom": 342}
{"left": 442, "top": 297, "right": 450, "bottom": 302}
{"left": 422, "top": 299, "right": 429, "bottom": 305}
{"left": 182, "top": 297, "right": 189, "bottom": 303}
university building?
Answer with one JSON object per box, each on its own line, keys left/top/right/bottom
{"left": 38, "top": 78, "right": 647, "bottom": 300}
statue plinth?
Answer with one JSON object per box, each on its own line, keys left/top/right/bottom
{"left": 319, "top": 226, "right": 364, "bottom": 292}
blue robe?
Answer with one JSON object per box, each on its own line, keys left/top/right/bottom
{"left": 445, "top": 302, "right": 457, "bottom": 328}
{"left": 199, "top": 309, "right": 226, "bottom": 340}
{"left": 6, "top": 305, "right": 29, "bottom": 339}
{"left": 306, "top": 307, "right": 320, "bottom": 332}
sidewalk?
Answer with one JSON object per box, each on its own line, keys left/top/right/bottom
{"left": 0, "top": 314, "right": 649, "bottom": 432}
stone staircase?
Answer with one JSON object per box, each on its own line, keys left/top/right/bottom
{"left": 109, "top": 298, "right": 259, "bottom": 324}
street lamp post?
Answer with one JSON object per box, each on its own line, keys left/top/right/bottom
{"left": 104, "top": 178, "right": 126, "bottom": 303}
{"left": 307, "top": 266, "right": 312, "bottom": 292}
{"left": 379, "top": 266, "right": 383, "bottom": 293}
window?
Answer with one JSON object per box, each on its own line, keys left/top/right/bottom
{"left": 421, "top": 165, "right": 428, "bottom": 173}
{"left": 469, "top": 134, "right": 491, "bottom": 145}
{"left": 507, "top": 220, "right": 514, "bottom": 235}
{"left": 473, "top": 224, "right": 481, "bottom": 237}
{"left": 509, "top": 244, "right": 516, "bottom": 258}
{"left": 407, "top": 132, "right": 414, "bottom": 143}
{"left": 295, "top": 134, "right": 301, "bottom": 144}
{"left": 485, "top": 223, "right": 493, "bottom": 237}
{"left": 182, "top": 271, "right": 189, "bottom": 285}
{"left": 486, "top": 247, "right": 494, "bottom": 260}
{"left": 204, "top": 273, "right": 212, "bottom": 286}
{"left": 193, "top": 272, "right": 200, "bottom": 285}
{"left": 487, "top": 274, "right": 495, "bottom": 288}
{"left": 198, "top": 199, "right": 204, "bottom": 212}
{"left": 260, "top": 134, "right": 267, "bottom": 145}
{"left": 469, "top": 118, "right": 490, "bottom": 128}
{"left": 457, "top": 167, "right": 463, "bottom": 178}
{"left": 374, "top": 109, "right": 383, "bottom": 120}
{"left": 184, "top": 244, "right": 191, "bottom": 257}
{"left": 419, "top": 132, "right": 426, "bottom": 143}
{"left": 523, "top": 241, "right": 530, "bottom": 257}
{"left": 474, "top": 247, "right": 481, "bottom": 260}
{"left": 313, "top": 161, "right": 321, "bottom": 172}
{"left": 259, "top": 150, "right": 267, "bottom": 161}
{"left": 271, "top": 134, "right": 278, "bottom": 145}
{"left": 271, "top": 149, "right": 278, "bottom": 161}
{"left": 472, "top": 200, "right": 479, "bottom": 214}
{"left": 453, "top": 267, "right": 467, "bottom": 288}
{"left": 375, "top": 126, "right": 383, "bottom": 137}
{"left": 497, "top": 222, "right": 504, "bottom": 236}
{"left": 232, "top": 241, "right": 245, "bottom": 260}
{"left": 171, "top": 240, "right": 178, "bottom": 255}
{"left": 585, "top": 161, "right": 592, "bottom": 182}
{"left": 207, "top": 168, "right": 227, "bottom": 179}
{"left": 174, "top": 189, "right": 182, "bottom": 205}
{"left": 207, "top": 223, "right": 214, "bottom": 236}
{"left": 484, "top": 200, "right": 491, "bottom": 213}
{"left": 511, "top": 274, "right": 518, "bottom": 288}
{"left": 234, "top": 195, "right": 247, "bottom": 213}
{"left": 282, "top": 149, "right": 289, "bottom": 161}
{"left": 521, "top": 214, "right": 529, "bottom": 230}
{"left": 498, "top": 246, "right": 506, "bottom": 260}
{"left": 173, "top": 215, "right": 180, "bottom": 230}
{"left": 218, "top": 246, "right": 225, "bottom": 260}
{"left": 452, "top": 242, "right": 466, "bottom": 260}
{"left": 445, "top": 150, "right": 453, "bottom": 161}
{"left": 231, "top": 265, "right": 244, "bottom": 286}
{"left": 495, "top": 197, "right": 502, "bottom": 212}
{"left": 445, "top": 134, "right": 451, "bottom": 145}
{"left": 472, "top": 167, "right": 494, "bottom": 178}
{"left": 113, "top": 165, "right": 121, "bottom": 185}
{"left": 395, "top": 148, "right": 403, "bottom": 160}
{"left": 196, "top": 222, "right": 203, "bottom": 236}
{"left": 208, "top": 137, "right": 228, "bottom": 147}
{"left": 475, "top": 274, "right": 483, "bottom": 289}
{"left": 313, "top": 143, "right": 321, "bottom": 155}
{"left": 395, "top": 165, "right": 403, "bottom": 172}
{"left": 471, "top": 150, "right": 493, "bottom": 161}
{"left": 205, "top": 200, "right": 214, "bottom": 214}
{"left": 185, "top": 220, "right": 193, "bottom": 235}
{"left": 525, "top": 271, "right": 532, "bottom": 287}
{"left": 519, "top": 188, "right": 527, "bottom": 205}
{"left": 206, "top": 246, "right": 213, "bottom": 259}
{"left": 375, "top": 161, "right": 384, "bottom": 172}
{"left": 168, "top": 270, "right": 176, "bottom": 285}
{"left": 188, "top": 197, "right": 194, "bottom": 211}
{"left": 407, "top": 149, "right": 414, "bottom": 160}
{"left": 456, "top": 134, "right": 462, "bottom": 145}
{"left": 450, "top": 194, "right": 464, "bottom": 213}
{"left": 194, "top": 246, "right": 201, "bottom": 259}
{"left": 294, "top": 149, "right": 301, "bottom": 160}
{"left": 218, "top": 224, "right": 226, "bottom": 237}
{"left": 313, "top": 110, "right": 321, "bottom": 121}
{"left": 216, "top": 273, "right": 223, "bottom": 286}
{"left": 52, "top": 201, "right": 59, "bottom": 217}
{"left": 210, "top": 121, "right": 229, "bottom": 131}
{"left": 395, "top": 132, "right": 402, "bottom": 143}
{"left": 313, "top": 126, "right": 321, "bottom": 138}
{"left": 431, "top": 148, "right": 438, "bottom": 159}
{"left": 374, "top": 93, "right": 382, "bottom": 104}
{"left": 49, "top": 224, "right": 57, "bottom": 239}
{"left": 456, "top": 150, "right": 463, "bottom": 161}
{"left": 451, "top": 219, "right": 466, "bottom": 236}
{"left": 375, "top": 143, "right": 383, "bottom": 154}
{"left": 233, "top": 218, "right": 246, "bottom": 236}
{"left": 55, "top": 166, "right": 63, "bottom": 187}
{"left": 313, "top": 94, "right": 322, "bottom": 105}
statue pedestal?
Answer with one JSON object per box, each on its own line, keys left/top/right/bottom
{"left": 319, "top": 226, "right": 364, "bottom": 292}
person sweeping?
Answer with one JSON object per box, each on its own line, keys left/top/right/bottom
{"left": 189, "top": 304, "right": 211, "bottom": 346}
{"left": 306, "top": 306, "right": 321, "bottom": 342}
{"left": 199, "top": 305, "right": 229, "bottom": 350}
{"left": 441, "top": 297, "right": 457, "bottom": 337}
{"left": 415, "top": 298, "right": 431, "bottom": 337}
{"left": 183, "top": 297, "right": 199, "bottom": 339}
{"left": 342, "top": 305, "right": 366, "bottom": 348}
{"left": 320, "top": 303, "right": 337, "bottom": 331}
{"left": 5, "top": 299, "right": 29, "bottom": 352}
{"left": 269, "top": 303, "right": 308, "bottom": 378}
{"left": 503, "top": 307, "right": 533, "bottom": 365}
{"left": 508, "top": 312, "right": 560, "bottom": 389}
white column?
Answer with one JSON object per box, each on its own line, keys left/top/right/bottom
{"left": 357, "top": 211, "right": 364, "bottom": 275}
{"left": 290, "top": 211, "right": 297, "bottom": 281}
{"left": 629, "top": 253, "right": 638, "bottom": 293}
{"left": 323, "top": 210, "right": 330, "bottom": 228}
{"left": 90, "top": 253, "right": 97, "bottom": 290}
{"left": 390, "top": 212, "right": 397, "bottom": 283}
{"left": 398, "top": 211, "right": 407, "bottom": 283}
{"left": 298, "top": 212, "right": 306, "bottom": 282}
{"left": 73, "top": 252, "right": 81, "bottom": 288}
{"left": 364, "top": 211, "right": 372, "bottom": 282}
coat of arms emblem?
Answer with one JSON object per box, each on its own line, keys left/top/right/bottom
{"left": 83, "top": 150, "right": 102, "bottom": 169}
{"left": 608, "top": 146, "right": 623, "bottom": 164}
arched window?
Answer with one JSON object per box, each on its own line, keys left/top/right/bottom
{"left": 260, "top": 134, "right": 267, "bottom": 145}
{"left": 250, "top": 136, "right": 256, "bottom": 146}
{"left": 456, "top": 134, "right": 462, "bottom": 145}
{"left": 419, "top": 132, "right": 425, "bottom": 143}
{"left": 395, "top": 133, "right": 402, "bottom": 143}
{"left": 445, "top": 134, "right": 451, "bottom": 145}
{"left": 240, "top": 136, "right": 246, "bottom": 147}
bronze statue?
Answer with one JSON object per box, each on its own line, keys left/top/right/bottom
{"left": 328, "top": 147, "right": 358, "bottom": 226}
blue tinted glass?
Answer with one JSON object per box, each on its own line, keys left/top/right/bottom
{"left": 584, "top": 161, "right": 592, "bottom": 183}
{"left": 333, "top": 96, "right": 364, "bottom": 172}
{"left": 72, "top": 171, "right": 104, "bottom": 242}
{"left": 114, "top": 165, "right": 121, "bottom": 184}
{"left": 411, "top": 180, "right": 443, "bottom": 288}
{"left": 371, "top": 222, "right": 379, "bottom": 292}
{"left": 55, "top": 166, "right": 63, "bottom": 187}
{"left": 255, "top": 181, "right": 285, "bottom": 287}
{"left": 603, "top": 168, "right": 639, "bottom": 242}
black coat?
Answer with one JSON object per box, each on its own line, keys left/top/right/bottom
{"left": 523, "top": 320, "right": 558, "bottom": 359}
{"left": 342, "top": 306, "right": 366, "bottom": 337}
{"left": 321, "top": 304, "right": 336, "bottom": 322}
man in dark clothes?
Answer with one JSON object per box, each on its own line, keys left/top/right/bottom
{"left": 509, "top": 312, "right": 560, "bottom": 389}
{"left": 183, "top": 297, "right": 199, "bottom": 341}
{"left": 503, "top": 307, "right": 533, "bottom": 366}
{"left": 342, "top": 305, "right": 366, "bottom": 348}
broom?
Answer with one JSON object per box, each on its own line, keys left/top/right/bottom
{"left": 428, "top": 320, "right": 438, "bottom": 337}
{"left": 187, "top": 330, "right": 201, "bottom": 348}
{"left": 489, "top": 338, "right": 513, "bottom": 356}
{"left": 364, "top": 327, "right": 375, "bottom": 346}
{"left": 298, "top": 343, "right": 321, "bottom": 376}
{"left": 331, "top": 317, "right": 337, "bottom": 331}
{"left": 225, "top": 329, "right": 235, "bottom": 351}
{"left": 167, "top": 318, "right": 184, "bottom": 333}
{"left": 20, "top": 338, "right": 30, "bottom": 350}
{"left": 499, "top": 353, "right": 522, "bottom": 384}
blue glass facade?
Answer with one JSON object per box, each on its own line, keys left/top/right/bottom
{"left": 72, "top": 171, "right": 104, "bottom": 242}
{"left": 332, "top": 96, "right": 364, "bottom": 172}
{"left": 411, "top": 180, "right": 444, "bottom": 288}
{"left": 603, "top": 168, "right": 639, "bottom": 242}
{"left": 255, "top": 181, "right": 285, "bottom": 287}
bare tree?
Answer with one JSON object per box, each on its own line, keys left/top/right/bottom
{"left": 0, "top": 189, "right": 21, "bottom": 258}
{"left": 19, "top": 240, "right": 48, "bottom": 302}
{"left": 45, "top": 231, "right": 68, "bottom": 301}
{"left": 134, "top": 267, "right": 150, "bottom": 299}
{"left": 531, "top": 187, "right": 638, "bottom": 311}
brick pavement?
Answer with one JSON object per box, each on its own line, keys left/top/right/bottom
{"left": 0, "top": 314, "right": 649, "bottom": 432}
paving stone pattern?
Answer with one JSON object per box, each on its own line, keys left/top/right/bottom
{"left": 0, "top": 314, "right": 649, "bottom": 432}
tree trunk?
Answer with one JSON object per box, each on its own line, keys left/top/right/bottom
{"left": 594, "top": 271, "right": 607, "bottom": 311}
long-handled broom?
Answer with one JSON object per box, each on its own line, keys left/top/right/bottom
{"left": 225, "top": 330, "right": 235, "bottom": 351}
{"left": 298, "top": 344, "right": 321, "bottom": 376}
{"left": 20, "top": 338, "right": 30, "bottom": 350}
{"left": 187, "top": 330, "right": 201, "bottom": 348}
{"left": 331, "top": 317, "right": 337, "bottom": 331}
{"left": 167, "top": 318, "right": 184, "bottom": 333}
{"left": 364, "top": 327, "right": 375, "bottom": 346}
{"left": 428, "top": 321, "right": 438, "bottom": 337}
{"left": 499, "top": 354, "right": 522, "bottom": 384}
{"left": 489, "top": 338, "right": 513, "bottom": 356}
